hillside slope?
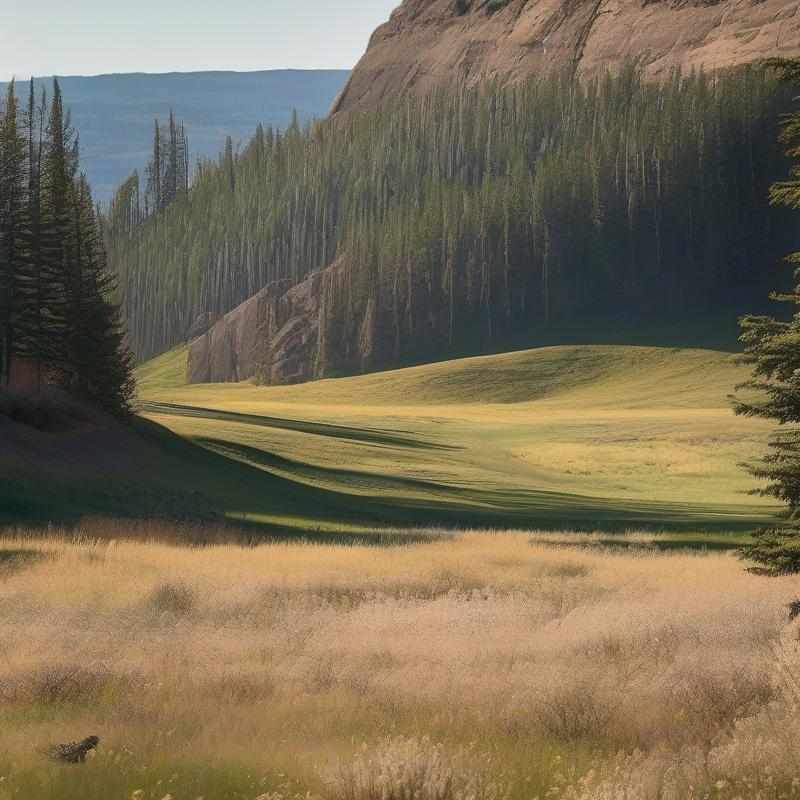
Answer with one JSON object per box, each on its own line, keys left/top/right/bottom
{"left": 333, "top": 0, "right": 800, "bottom": 113}
{"left": 170, "top": 66, "right": 792, "bottom": 385}
{"left": 138, "top": 342, "right": 779, "bottom": 532}
{"left": 0, "top": 390, "right": 391, "bottom": 536}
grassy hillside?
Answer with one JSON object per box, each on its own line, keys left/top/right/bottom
{"left": 2, "top": 339, "right": 777, "bottom": 535}
{"left": 134, "top": 342, "right": 778, "bottom": 534}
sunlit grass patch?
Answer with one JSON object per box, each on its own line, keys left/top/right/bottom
{"left": 136, "top": 344, "right": 780, "bottom": 532}
{"left": 324, "top": 737, "right": 508, "bottom": 800}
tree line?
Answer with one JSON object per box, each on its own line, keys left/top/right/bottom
{"left": 105, "top": 110, "right": 190, "bottom": 238}
{"left": 0, "top": 79, "right": 134, "bottom": 414}
{"left": 107, "top": 65, "right": 796, "bottom": 367}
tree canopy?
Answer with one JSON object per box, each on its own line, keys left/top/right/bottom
{"left": 108, "top": 65, "right": 796, "bottom": 372}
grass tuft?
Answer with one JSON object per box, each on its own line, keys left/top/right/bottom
{"left": 147, "top": 579, "right": 197, "bottom": 616}
{"left": 324, "top": 737, "right": 508, "bottom": 800}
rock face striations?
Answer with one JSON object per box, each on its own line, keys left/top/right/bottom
{"left": 188, "top": 272, "right": 327, "bottom": 386}
{"left": 332, "top": 0, "right": 800, "bottom": 113}
{"left": 188, "top": 257, "right": 379, "bottom": 385}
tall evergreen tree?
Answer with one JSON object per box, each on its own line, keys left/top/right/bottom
{"left": 733, "top": 57, "right": 800, "bottom": 573}
{"left": 0, "top": 80, "right": 29, "bottom": 383}
{"left": 18, "top": 81, "right": 50, "bottom": 381}
{"left": 146, "top": 118, "right": 161, "bottom": 215}
{"left": 69, "top": 174, "right": 135, "bottom": 410}
{"left": 143, "top": 110, "right": 189, "bottom": 215}
{"left": 38, "top": 78, "right": 77, "bottom": 371}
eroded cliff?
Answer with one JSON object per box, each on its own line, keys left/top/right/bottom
{"left": 332, "top": 0, "right": 800, "bottom": 113}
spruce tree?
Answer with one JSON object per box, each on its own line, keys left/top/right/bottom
{"left": 0, "top": 80, "right": 30, "bottom": 384}
{"left": 18, "top": 82, "right": 50, "bottom": 382}
{"left": 146, "top": 118, "right": 161, "bottom": 214}
{"left": 37, "top": 78, "right": 78, "bottom": 373}
{"left": 733, "top": 57, "right": 800, "bottom": 573}
{"left": 69, "top": 174, "right": 135, "bottom": 412}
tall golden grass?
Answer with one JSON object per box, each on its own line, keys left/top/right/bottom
{"left": 0, "top": 520, "right": 798, "bottom": 800}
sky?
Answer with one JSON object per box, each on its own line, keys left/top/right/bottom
{"left": 2, "top": 0, "right": 399, "bottom": 79}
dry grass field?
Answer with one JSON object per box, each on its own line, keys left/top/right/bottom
{"left": 1, "top": 520, "right": 799, "bottom": 800}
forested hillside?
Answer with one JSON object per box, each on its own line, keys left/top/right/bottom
{"left": 109, "top": 66, "right": 796, "bottom": 372}
{"left": 0, "top": 71, "right": 349, "bottom": 203}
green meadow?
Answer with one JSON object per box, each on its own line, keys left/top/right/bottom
{"left": 1, "top": 335, "right": 779, "bottom": 538}
{"left": 131, "top": 340, "right": 778, "bottom": 537}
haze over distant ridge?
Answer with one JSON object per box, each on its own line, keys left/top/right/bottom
{"left": 0, "top": 70, "right": 350, "bottom": 204}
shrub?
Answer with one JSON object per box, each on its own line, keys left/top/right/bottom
{"left": 148, "top": 579, "right": 197, "bottom": 616}
{"left": 323, "top": 737, "right": 507, "bottom": 800}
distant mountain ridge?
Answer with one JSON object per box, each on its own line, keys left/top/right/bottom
{"left": 1, "top": 70, "right": 350, "bottom": 203}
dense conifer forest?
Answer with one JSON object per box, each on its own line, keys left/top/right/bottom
{"left": 107, "top": 66, "right": 796, "bottom": 369}
{"left": 0, "top": 79, "right": 134, "bottom": 412}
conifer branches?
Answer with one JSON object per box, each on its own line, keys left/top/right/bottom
{"left": 734, "top": 57, "right": 800, "bottom": 574}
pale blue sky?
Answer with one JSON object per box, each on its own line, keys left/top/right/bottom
{"left": 3, "top": 0, "right": 399, "bottom": 78}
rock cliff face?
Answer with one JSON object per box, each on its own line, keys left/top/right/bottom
{"left": 188, "top": 265, "right": 339, "bottom": 386}
{"left": 332, "top": 0, "right": 800, "bottom": 113}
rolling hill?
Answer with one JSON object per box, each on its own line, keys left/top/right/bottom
{"left": 0, "top": 329, "right": 779, "bottom": 537}
{"left": 134, "top": 337, "right": 778, "bottom": 535}
{"left": 0, "top": 70, "right": 349, "bottom": 203}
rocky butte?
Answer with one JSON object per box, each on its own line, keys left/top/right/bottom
{"left": 332, "top": 0, "right": 800, "bottom": 113}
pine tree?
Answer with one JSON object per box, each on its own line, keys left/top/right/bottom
{"left": 0, "top": 80, "right": 30, "bottom": 383}
{"left": 139, "top": 111, "right": 190, "bottom": 217}
{"left": 18, "top": 82, "right": 50, "bottom": 382}
{"left": 69, "top": 175, "right": 135, "bottom": 412}
{"left": 733, "top": 57, "right": 800, "bottom": 573}
{"left": 37, "top": 78, "right": 77, "bottom": 372}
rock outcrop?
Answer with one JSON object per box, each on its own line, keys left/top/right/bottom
{"left": 188, "top": 265, "right": 339, "bottom": 385}
{"left": 332, "top": 0, "right": 800, "bottom": 113}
